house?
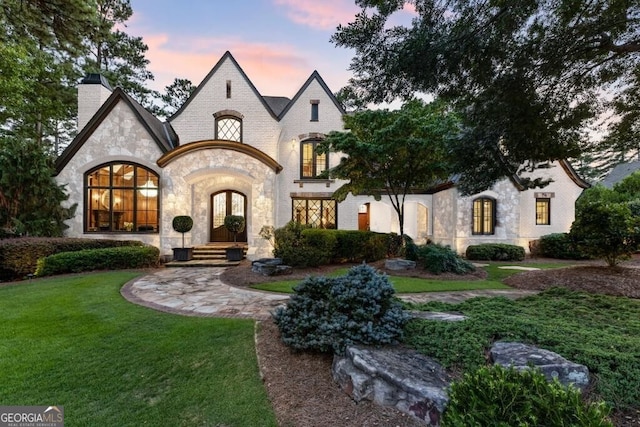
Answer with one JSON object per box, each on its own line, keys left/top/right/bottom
{"left": 54, "top": 51, "right": 590, "bottom": 259}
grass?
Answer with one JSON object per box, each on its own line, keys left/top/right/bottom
{"left": 251, "top": 261, "right": 570, "bottom": 294}
{"left": 0, "top": 272, "right": 277, "bottom": 426}
{"left": 404, "top": 288, "right": 640, "bottom": 411}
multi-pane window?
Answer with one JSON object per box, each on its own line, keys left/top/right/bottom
{"left": 85, "top": 163, "right": 159, "bottom": 232}
{"left": 472, "top": 197, "right": 496, "bottom": 235}
{"left": 216, "top": 117, "right": 241, "bottom": 142}
{"left": 292, "top": 198, "right": 336, "bottom": 229}
{"left": 536, "top": 198, "right": 551, "bottom": 225}
{"left": 300, "top": 139, "right": 328, "bottom": 178}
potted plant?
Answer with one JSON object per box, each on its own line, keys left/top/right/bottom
{"left": 172, "top": 215, "right": 194, "bottom": 261}
{"left": 224, "top": 215, "right": 245, "bottom": 261}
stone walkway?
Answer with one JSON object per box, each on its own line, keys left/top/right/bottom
{"left": 121, "top": 267, "right": 538, "bottom": 320}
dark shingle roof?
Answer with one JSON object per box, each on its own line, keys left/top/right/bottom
{"left": 262, "top": 96, "right": 290, "bottom": 117}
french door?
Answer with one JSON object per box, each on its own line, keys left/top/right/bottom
{"left": 210, "top": 190, "right": 247, "bottom": 242}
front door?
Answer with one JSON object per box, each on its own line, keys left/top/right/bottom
{"left": 210, "top": 190, "right": 247, "bottom": 242}
{"left": 358, "top": 203, "right": 370, "bottom": 231}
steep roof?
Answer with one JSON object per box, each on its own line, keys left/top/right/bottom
{"left": 169, "top": 51, "right": 281, "bottom": 121}
{"left": 601, "top": 160, "right": 640, "bottom": 188}
{"left": 277, "top": 70, "right": 346, "bottom": 119}
{"left": 55, "top": 88, "right": 178, "bottom": 175}
{"left": 263, "top": 96, "right": 290, "bottom": 117}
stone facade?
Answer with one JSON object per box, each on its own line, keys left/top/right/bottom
{"left": 55, "top": 51, "right": 589, "bottom": 259}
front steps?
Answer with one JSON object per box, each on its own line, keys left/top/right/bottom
{"left": 165, "top": 243, "right": 247, "bottom": 267}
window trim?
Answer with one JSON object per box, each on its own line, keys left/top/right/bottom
{"left": 535, "top": 198, "right": 551, "bottom": 225}
{"left": 310, "top": 99, "right": 319, "bottom": 121}
{"left": 292, "top": 197, "right": 337, "bottom": 229}
{"left": 472, "top": 196, "right": 496, "bottom": 235}
{"left": 84, "top": 162, "right": 159, "bottom": 233}
{"left": 300, "top": 139, "right": 329, "bottom": 179}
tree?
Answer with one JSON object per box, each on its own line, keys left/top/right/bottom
{"left": 0, "top": 136, "right": 76, "bottom": 236}
{"left": 318, "top": 99, "right": 457, "bottom": 237}
{"left": 160, "top": 78, "right": 196, "bottom": 118}
{"left": 333, "top": 0, "right": 640, "bottom": 194}
{"left": 571, "top": 174, "right": 640, "bottom": 266}
{"left": 82, "top": 0, "right": 157, "bottom": 109}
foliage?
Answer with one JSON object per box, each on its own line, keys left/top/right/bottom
{"left": 465, "top": 244, "right": 525, "bottom": 261}
{"left": 0, "top": 272, "right": 277, "bottom": 426}
{"left": 160, "top": 78, "right": 196, "bottom": 117}
{"left": 172, "top": 215, "right": 193, "bottom": 248}
{"left": 442, "top": 364, "right": 612, "bottom": 427}
{"left": 538, "top": 233, "right": 589, "bottom": 260}
{"left": 224, "top": 215, "right": 245, "bottom": 244}
{"left": 318, "top": 99, "right": 458, "bottom": 236}
{"left": 333, "top": 0, "right": 640, "bottom": 193}
{"left": 0, "top": 136, "right": 76, "bottom": 237}
{"left": 404, "top": 288, "right": 640, "bottom": 410}
{"left": 35, "top": 245, "right": 159, "bottom": 276}
{"left": 273, "top": 264, "right": 409, "bottom": 354}
{"left": 273, "top": 222, "right": 390, "bottom": 267}
{"left": 0, "top": 237, "right": 144, "bottom": 280}
{"left": 413, "top": 243, "right": 475, "bottom": 275}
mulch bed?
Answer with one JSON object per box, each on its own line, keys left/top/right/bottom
{"left": 224, "top": 258, "right": 640, "bottom": 427}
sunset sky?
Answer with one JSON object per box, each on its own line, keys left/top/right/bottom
{"left": 127, "top": 0, "right": 414, "bottom": 99}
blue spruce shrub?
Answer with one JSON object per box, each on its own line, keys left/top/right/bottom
{"left": 273, "top": 264, "right": 409, "bottom": 354}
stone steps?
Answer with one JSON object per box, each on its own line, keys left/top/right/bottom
{"left": 165, "top": 244, "right": 247, "bottom": 268}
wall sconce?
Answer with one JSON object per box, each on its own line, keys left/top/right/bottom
{"left": 291, "top": 138, "right": 296, "bottom": 150}
{"left": 139, "top": 179, "right": 158, "bottom": 197}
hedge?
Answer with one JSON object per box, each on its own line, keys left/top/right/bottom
{"left": 465, "top": 243, "right": 525, "bottom": 261}
{"left": 537, "top": 233, "right": 589, "bottom": 260}
{"left": 0, "top": 238, "right": 145, "bottom": 280}
{"left": 35, "top": 245, "right": 160, "bottom": 277}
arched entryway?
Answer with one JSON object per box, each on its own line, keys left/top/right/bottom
{"left": 210, "top": 190, "right": 247, "bottom": 242}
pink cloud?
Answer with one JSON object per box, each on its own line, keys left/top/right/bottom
{"left": 143, "top": 34, "right": 319, "bottom": 97}
{"left": 273, "top": 0, "right": 360, "bottom": 30}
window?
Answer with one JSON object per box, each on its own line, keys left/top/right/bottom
{"left": 216, "top": 117, "right": 242, "bottom": 142}
{"left": 472, "top": 197, "right": 496, "bottom": 235}
{"left": 292, "top": 198, "right": 336, "bottom": 229}
{"left": 300, "top": 139, "right": 328, "bottom": 178}
{"left": 226, "top": 80, "right": 231, "bottom": 98}
{"left": 310, "top": 100, "right": 319, "bottom": 121}
{"left": 536, "top": 198, "right": 550, "bottom": 225}
{"left": 85, "top": 162, "right": 159, "bottom": 232}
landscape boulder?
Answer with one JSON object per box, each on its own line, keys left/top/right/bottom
{"left": 490, "top": 341, "right": 590, "bottom": 390}
{"left": 333, "top": 346, "right": 451, "bottom": 426}
{"left": 385, "top": 258, "right": 416, "bottom": 271}
{"left": 251, "top": 258, "right": 292, "bottom": 276}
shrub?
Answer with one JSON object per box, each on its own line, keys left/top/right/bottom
{"left": 0, "top": 237, "right": 144, "bottom": 280}
{"left": 442, "top": 365, "right": 612, "bottom": 427}
{"left": 415, "top": 243, "right": 475, "bottom": 275}
{"left": 35, "top": 245, "right": 160, "bottom": 276}
{"left": 273, "top": 221, "right": 325, "bottom": 267}
{"left": 273, "top": 264, "right": 409, "bottom": 354}
{"left": 465, "top": 243, "right": 525, "bottom": 261}
{"left": 538, "top": 233, "right": 587, "bottom": 259}
{"left": 172, "top": 216, "right": 193, "bottom": 248}
{"left": 223, "top": 215, "right": 245, "bottom": 244}
{"left": 332, "top": 230, "right": 388, "bottom": 262}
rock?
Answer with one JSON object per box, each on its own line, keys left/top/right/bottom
{"left": 333, "top": 346, "right": 451, "bottom": 426}
{"left": 251, "top": 258, "right": 292, "bottom": 276}
{"left": 490, "top": 341, "right": 589, "bottom": 390}
{"left": 385, "top": 258, "right": 416, "bottom": 271}
{"left": 409, "top": 311, "right": 468, "bottom": 322}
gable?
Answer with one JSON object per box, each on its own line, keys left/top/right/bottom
{"left": 55, "top": 88, "right": 177, "bottom": 175}
{"left": 277, "top": 71, "right": 345, "bottom": 120}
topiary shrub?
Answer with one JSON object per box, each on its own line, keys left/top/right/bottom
{"left": 415, "top": 243, "right": 475, "bottom": 275}
{"left": 465, "top": 243, "right": 525, "bottom": 261}
{"left": 273, "top": 264, "right": 409, "bottom": 354}
{"left": 538, "top": 233, "right": 588, "bottom": 260}
{"left": 223, "top": 215, "right": 245, "bottom": 244}
{"left": 172, "top": 215, "right": 193, "bottom": 248}
{"left": 442, "top": 364, "right": 612, "bottom": 427}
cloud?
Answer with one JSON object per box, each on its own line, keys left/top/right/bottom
{"left": 273, "top": 0, "right": 360, "bottom": 30}
{"left": 143, "top": 34, "right": 318, "bottom": 97}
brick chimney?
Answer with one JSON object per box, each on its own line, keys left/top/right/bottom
{"left": 77, "top": 74, "right": 112, "bottom": 130}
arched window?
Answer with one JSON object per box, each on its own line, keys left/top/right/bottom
{"left": 300, "top": 139, "right": 328, "bottom": 179}
{"left": 214, "top": 110, "right": 243, "bottom": 142}
{"left": 85, "top": 162, "right": 159, "bottom": 233}
{"left": 472, "top": 197, "right": 496, "bottom": 235}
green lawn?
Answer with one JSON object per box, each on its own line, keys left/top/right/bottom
{"left": 251, "top": 262, "right": 570, "bottom": 294}
{"left": 0, "top": 273, "right": 277, "bottom": 426}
